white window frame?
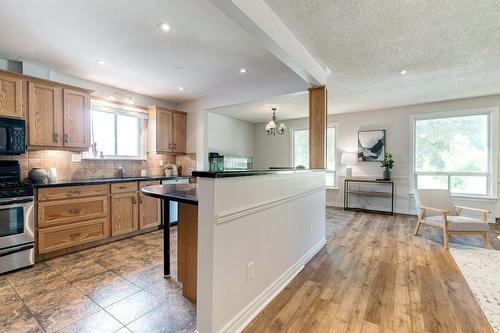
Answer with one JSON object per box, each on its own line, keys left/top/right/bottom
{"left": 88, "top": 101, "right": 147, "bottom": 160}
{"left": 290, "top": 122, "right": 338, "bottom": 189}
{"left": 409, "top": 107, "right": 498, "bottom": 199}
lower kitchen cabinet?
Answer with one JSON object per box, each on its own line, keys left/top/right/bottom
{"left": 139, "top": 193, "right": 161, "bottom": 229}
{"left": 111, "top": 192, "right": 139, "bottom": 236}
{"left": 38, "top": 218, "right": 108, "bottom": 254}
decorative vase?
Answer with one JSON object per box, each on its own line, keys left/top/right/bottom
{"left": 29, "top": 168, "right": 48, "bottom": 184}
{"left": 383, "top": 167, "right": 392, "bottom": 180}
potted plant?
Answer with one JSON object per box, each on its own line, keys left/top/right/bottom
{"left": 380, "top": 152, "right": 394, "bottom": 180}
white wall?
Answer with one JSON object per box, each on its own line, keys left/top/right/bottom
{"left": 196, "top": 171, "right": 326, "bottom": 333}
{"left": 253, "top": 93, "right": 500, "bottom": 219}
{"left": 0, "top": 58, "right": 177, "bottom": 109}
{"left": 207, "top": 112, "right": 254, "bottom": 157}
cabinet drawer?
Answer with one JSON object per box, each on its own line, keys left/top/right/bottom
{"left": 111, "top": 182, "right": 138, "bottom": 193}
{"left": 38, "top": 184, "right": 108, "bottom": 201}
{"left": 38, "top": 218, "right": 108, "bottom": 254}
{"left": 38, "top": 196, "right": 108, "bottom": 228}
{"left": 139, "top": 180, "right": 160, "bottom": 188}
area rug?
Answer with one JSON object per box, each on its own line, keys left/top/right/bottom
{"left": 449, "top": 245, "right": 500, "bottom": 333}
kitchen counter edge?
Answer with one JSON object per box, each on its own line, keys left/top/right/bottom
{"left": 26, "top": 176, "right": 192, "bottom": 188}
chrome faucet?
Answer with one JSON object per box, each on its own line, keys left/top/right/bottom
{"left": 118, "top": 166, "right": 125, "bottom": 178}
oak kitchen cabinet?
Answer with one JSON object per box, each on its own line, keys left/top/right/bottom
{"left": 0, "top": 71, "right": 23, "bottom": 119}
{"left": 111, "top": 182, "right": 139, "bottom": 236}
{"left": 28, "top": 81, "right": 91, "bottom": 150}
{"left": 0, "top": 69, "right": 92, "bottom": 151}
{"left": 36, "top": 181, "right": 161, "bottom": 257}
{"left": 37, "top": 184, "right": 109, "bottom": 254}
{"left": 147, "top": 105, "right": 186, "bottom": 154}
{"left": 139, "top": 181, "right": 161, "bottom": 229}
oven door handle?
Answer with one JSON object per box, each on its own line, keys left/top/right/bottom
{"left": 0, "top": 198, "right": 33, "bottom": 206}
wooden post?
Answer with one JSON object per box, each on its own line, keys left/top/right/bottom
{"left": 308, "top": 86, "right": 327, "bottom": 168}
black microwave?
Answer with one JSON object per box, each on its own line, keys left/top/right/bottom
{"left": 0, "top": 118, "right": 26, "bottom": 155}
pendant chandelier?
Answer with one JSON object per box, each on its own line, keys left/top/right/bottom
{"left": 265, "top": 107, "right": 286, "bottom": 136}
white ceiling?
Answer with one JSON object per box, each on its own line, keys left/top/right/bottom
{"left": 209, "top": 91, "right": 308, "bottom": 123}
{"left": 266, "top": 0, "right": 500, "bottom": 113}
{"left": 0, "top": 0, "right": 306, "bottom": 103}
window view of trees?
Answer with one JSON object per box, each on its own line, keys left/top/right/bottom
{"left": 293, "top": 126, "right": 336, "bottom": 187}
{"left": 415, "top": 114, "right": 489, "bottom": 195}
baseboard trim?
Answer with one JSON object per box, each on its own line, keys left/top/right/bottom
{"left": 217, "top": 237, "right": 327, "bottom": 333}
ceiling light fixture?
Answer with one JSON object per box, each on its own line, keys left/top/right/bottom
{"left": 96, "top": 59, "right": 105, "bottom": 65}
{"left": 127, "top": 97, "right": 134, "bottom": 104}
{"left": 400, "top": 70, "right": 408, "bottom": 75}
{"left": 265, "top": 107, "right": 286, "bottom": 136}
{"left": 240, "top": 68, "right": 247, "bottom": 73}
{"left": 158, "top": 23, "right": 171, "bottom": 32}
{"left": 178, "top": 86, "right": 185, "bottom": 91}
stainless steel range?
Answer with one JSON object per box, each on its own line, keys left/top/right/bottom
{"left": 0, "top": 160, "right": 34, "bottom": 274}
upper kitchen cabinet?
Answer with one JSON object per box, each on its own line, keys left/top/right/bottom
{"left": 147, "top": 105, "right": 186, "bottom": 154}
{"left": 173, "top": 112, "right": 186, "bottom": 153}
{"left": 63, "top": 89, "right": 90, "bottom": 149}
{"left": 27, "top": 79, "right": 92, "bottom": 151}
{"left": 27, "top": 81, "right": 63, "bottom": 147}
{"left": 0, "top": 71, "right": 23, "bottom": 119}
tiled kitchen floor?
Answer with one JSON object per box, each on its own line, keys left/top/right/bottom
{"left": 0, "top": 227, "right": 196, "bottom": 333}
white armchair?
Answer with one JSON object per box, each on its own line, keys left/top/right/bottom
{"left": 414, "top": 189, "right": 490, "bottom": 249}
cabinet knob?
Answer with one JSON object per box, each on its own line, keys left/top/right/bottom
{"left": 70, "top": 208, "right": 81, "bottom": 214}
{"left": 64, "top": 133, "right": 69, "bottom": 144}
{"left": 52, "top": 133, "right": 59, "bottom": 143}
{"left": 132, "top": 196, "right": 137, "bottom": 204}
{"left": 168, "top": 143, "right": 172, "bottom": 150}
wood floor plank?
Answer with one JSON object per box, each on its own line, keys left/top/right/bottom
{"left": 243, "top": 210, "right": 494, "bottom": 333}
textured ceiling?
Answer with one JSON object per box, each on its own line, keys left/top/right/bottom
{"left": 0, "top": 0, "right": 306, "bottom": 103}
{"left": 266, "top": 0, "right": 500, "bottom": 113}
{"left": 209, "top": 91, "right": 308, "bottom": 123}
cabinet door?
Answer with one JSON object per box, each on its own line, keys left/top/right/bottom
{"left": 0, "top": 73, "right": 23, "bottom": 118}
{"left": 156, "top": 109, "right": 173, "bottom": 152}
{"left": 63, "top": 89, "right": 90, "bottom": 149}
{"left": 28, "top": 81, "right": 63, "bottom": 147}
{"left": 111, "top": 193, "right": 138, "bottom": 236}
{"left": 173, "top": 112, "right": 186, "bottom": 153}
{"left": 139, "top": 193, "right": 160, "bottom": 229}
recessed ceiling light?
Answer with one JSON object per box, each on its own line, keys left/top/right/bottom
{"left": 178, "top": 86, "right": 185, "bottom": 91}
{"left": 158, "top": 23, "right": 171, "bottom": 32}
{"left": 240, "top": 68, "right": 247, "bottom": 73}
{"left": 400, "top": 70, "right": 408, "bottom": 75}
{"left": 96, "top": 59, "right": 105, "bottom": 65}
{"left": 109, "top": 95, "right": 116, "bottom": 100}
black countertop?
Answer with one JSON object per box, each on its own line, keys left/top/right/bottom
{"left": 25, "top": 176, "right": 191, "bottom": 188}
{"left": 141, "top": 184, "right": 198, "bottom": 205}
{"left": 192, "top": 168, "right": 325, "bottom": 178}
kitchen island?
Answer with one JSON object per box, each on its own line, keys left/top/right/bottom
{"left": 141, "top": 183, "right": 198, "bottom": 302}
{"left": 142, "top": 169, "right": 326, "bottom": 333}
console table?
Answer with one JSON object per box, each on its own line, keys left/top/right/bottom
{"left": 343, "top": 178, "right": 395, "bottom": 215}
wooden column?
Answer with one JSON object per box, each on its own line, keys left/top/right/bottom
{"left": 308, "top": 86, "right": 327, "bottom": 168}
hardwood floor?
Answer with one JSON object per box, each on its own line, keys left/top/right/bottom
{"left": 244, "top": 209, "right": 496, "bottom": 333}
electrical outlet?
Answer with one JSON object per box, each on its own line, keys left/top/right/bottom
{"left": 71, "top": 154, "right": 82, "bottom": 163}
{"left": 247, "top": 261, "right": 254, "bottom": 281}
{"left": 309, "top": 224, "right": 313, "bottom": 235}
{"left": 159, "top": 160, "right": 164, "bottom": 167}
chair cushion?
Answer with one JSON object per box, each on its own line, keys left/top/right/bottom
{"left": 424, "top": 215, "right": 489, "bottom": 232}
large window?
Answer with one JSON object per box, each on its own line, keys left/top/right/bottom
{"left": 90, "top": 102, "right": 146, "bottom": 159}
{"left": 412, "top": 109, "right": 497, "bottom": 197}
{"left": 292, "top": 125, "right": 336, "bottom": 187}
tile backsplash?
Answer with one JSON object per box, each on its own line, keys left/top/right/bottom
{"left": 0, "top": 151, "right": 196, "bottom": 182}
